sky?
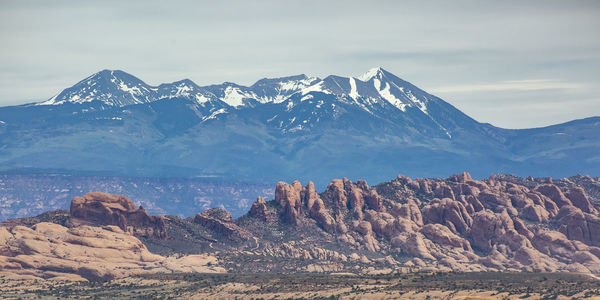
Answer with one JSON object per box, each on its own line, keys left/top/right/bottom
{"left": 0, "top": 0, "right": 599, "bottom": 129}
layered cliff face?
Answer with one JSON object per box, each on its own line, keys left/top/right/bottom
{"left": 239, "top": 173, "right": 600, "bottom": 273}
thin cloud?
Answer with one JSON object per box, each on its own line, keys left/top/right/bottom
{"left": 430, "top": 79, "right": 586, "bottom": 94}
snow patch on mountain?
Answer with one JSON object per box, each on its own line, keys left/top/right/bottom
{"left": 116, "top": 82, "right": 143, "bottom": 102}
{"left": 202, "top": 108, "right": 228, "bottom": 122}
{"left": 357, "top": 67, "right": 384, "bottom": 81}
{"left": 349, "top": 77, "right": 360, "bottom": 100}
{"left": 301, "top": 81, "right": 330, "bottom": 95}
{"left": 222, "top": 86, "right": 246, "bottom": 107}
{"left": 279, "top": 76, "right": 318, "bottom": 92}
{"left": 195, "top": 94, "right": 212, "bottom": 104}
{"left": 373, "top": 78, "right": 407, "bottom": 112}
{"left": 286, "top": 101, "right": 295, "bottom": 111}
{"left": 404, "top": 89, "right": 428, "bottom": 114}
{"left": 301, "top": 94, "right": 314, "bottom": 101}
{"left": 174, "top": 83, "right": 193, "bottom": 96}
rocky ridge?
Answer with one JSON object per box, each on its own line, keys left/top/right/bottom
{"left": 2, "top": 173, "right": 600, "bottom": 279}
{"left": 236, "top": 173, "right": 600, "bottom": 274}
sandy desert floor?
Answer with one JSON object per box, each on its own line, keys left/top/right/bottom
{"left": 2, "top": 272, "right": 600, "bottom": 299}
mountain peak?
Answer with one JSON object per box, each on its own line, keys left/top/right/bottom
{"left": 36, "top": 68, "right": 432, "bottom": 115}
{"left": 39, "top": 69, "right": 153, "bottom": 106}
{"left": 89, "top": 69, "right": 130, "bottom": 79}
{"left": 170, "top": 78, "right": 198, "bottom": 87}
{"left": 79, "top": 69, "right": 144, "bottom": 86}
{"left": 252, "top": 74, "right": 310, "bottom": 87}
{"left": 357, "top": 67, "right": 387, "bottom": 81}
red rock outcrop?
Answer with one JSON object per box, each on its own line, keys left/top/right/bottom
{"left": 566, "top": 187, "right": 596, "bottom": 213}
{"left": 275, "top": 181, "right": 304, "bottom": 225}
{"left": 554, "top": 205, "right": 600, "bottom": 246}
{"left": 273, "top": 179, "right": 386, "bottom": 233}
{"left": 256, "top": 172, "right": 600, "bottom": 274}
{"left": 69, "top": 192, "right": 167, "bottom": 239}
{"left": 421, "top": 198, "right": 472, "bottom": 234}
{"left": 470, "top": 210, "right": 531, "bottom": 252}
{"left": 391, "top": 199, "right": 423, "bottom": 226}
{"left": 9, "top": 172, "right": 600, "bottom": 277}
{"left": 521, "top": 204, "right": 550, "bottom": 222}
{"left": 420, "top": 224, "right": 472, "bottom": 251}
{"left": 249, "top": 196, "right": 271, "bottom": 221}
{"left": 194, "top": 208, "right": 250, "bottom": 241}
{"left": 309, "top": 197, "right": 337, "bottom": 233}
{"left": 534, "top": 184, "right": 573, "bottom": 208}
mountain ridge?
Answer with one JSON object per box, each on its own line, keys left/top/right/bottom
{"left": 35, "top": 67, "right": 447, "bottom": 118}
{"left": 0, "top": 68, "right": 598, "bottom": 186}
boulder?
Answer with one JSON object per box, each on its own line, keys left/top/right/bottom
{"left": 391, "top": 199, "right": 423, "bottom": 226}
{"left": 534, "top": 184, "right": 572, "bottom": 208}
{"left": 391, "top": 232, "right": 435, "bottom": 260}
{"left": 566, "top": 187, "right": 596, "bottom": 213}
{"left": 421, "top": 198, "right": 472, "bottom": 234}
{"left": 470, "top": 210, "right": 529, "bottom": 252}
{"left": 554, "top": 205, "right": 600, "bottom": 246}
{"left": 420, "top": 224, "right": 472, "bottom": 251}
{"left": 521, "top": 204, "right": 550, "bottom": 223}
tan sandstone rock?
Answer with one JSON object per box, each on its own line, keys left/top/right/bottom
{"left": 0, "top": 222, "right": 224, "bottom": 281}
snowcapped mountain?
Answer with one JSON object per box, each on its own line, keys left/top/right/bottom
{"left": 37, "top": 67, "right": 432, "bottom": 111}
{"left": 40, "top": 70, "right": 155, "bottom": 106}
{"left": 35, "top": 67, "right": 464, "bottom": 137}
{"left": 38, "top": 69, "right": 322, "bottom": 108}
{"left": 251, "top": 74, "right": 320, "bottom": 103}
{"left": 1, "top": 68, "right": 598, "bottom": 185}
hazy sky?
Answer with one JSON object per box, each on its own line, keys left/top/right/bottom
{"left": 1, "top": 0, "right": 599, "bottom": 128}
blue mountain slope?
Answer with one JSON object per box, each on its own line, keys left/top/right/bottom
{"left": 0, "top": 68, "right": 598, "bottom": 186}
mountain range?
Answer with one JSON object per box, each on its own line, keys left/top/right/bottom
{"left": 0, "top": 68, "right": 598, "bottom": 186}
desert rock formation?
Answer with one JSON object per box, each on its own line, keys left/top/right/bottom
{"left": 70, "top": 192, "right": 167, "bottom": 239}
{"left": 194, "top": 208, "right": 251, "bottom": 241}
{"left": 246, "top": 173, "right": 600, "bottom": 273}
{"left": 3, "top": 173, "right": 600, "bottom": 278}
{"left": 0, "top": 222, "right": 224, "bottom": 281}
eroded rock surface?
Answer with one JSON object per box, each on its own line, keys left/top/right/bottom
{"left": 0, "top": 222, "right": 224, "bottom": 281}
{"left": 194, "top": 208, "right": 250, "bottom": 241}
{"left": 70, "top": 192, "right": 167, "bottom": 239}
{"left": 3, "top": 173, "right": 600, "bottom": 277}
{"left": 243, "top": 173, "right": 600, "bottom": 274}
